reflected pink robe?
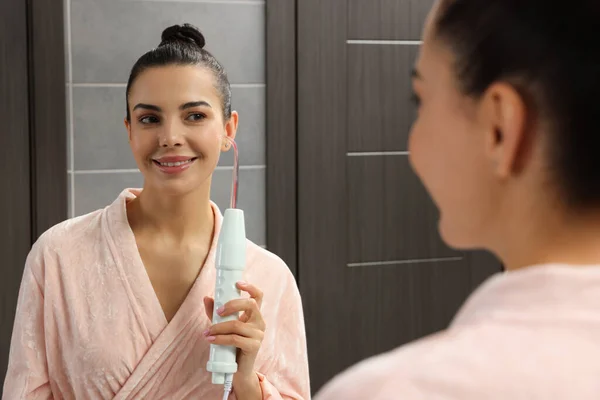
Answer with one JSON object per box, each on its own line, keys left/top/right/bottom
{"left": 315, "top": 264, "right": 600, "bottom": 399}
{"left": 3, "top": 189, "right": 310, "bottom": 399}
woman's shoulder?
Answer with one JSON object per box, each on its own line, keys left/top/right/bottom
{"left": 23, "top": 208, "right": 108, "bottom": 282}
{"left": 314, "top": 330, "right": 468, "bottom": 399}
{"left": 32, "top": 208, "right": 106, "bottom": 256}
{"left": 245, "top": 240, "right": 292, "bottom": 275}
{"left": 244, "top": 240, "right": 297, "bottom": 291}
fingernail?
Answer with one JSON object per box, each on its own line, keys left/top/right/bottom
{"left": 217, "top": 306, "right": 225, "bottom": 315}
{"left": 206, "top": 336, "right": 216, "bottom": 341}
{"left": 202, "top": 329, "right": 210, "bottom": 337}
{"left": 237, "top": 281, "right": 246, "bottom": 286}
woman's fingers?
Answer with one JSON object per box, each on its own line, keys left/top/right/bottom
{"left": 202, "top": 281, "right": 267, "bottom": 378}
{"left": 205, "top": 333, "right": 263, "bottom": 354}
{"left": 217, "top": 298, "right": 264, "bottom": 329}
{"left": 204, "top": 318, "right": 264, "bottom": 355}
{"left": 236, "top": 281, "right": 263, "bottom": 308}
{"left": 204, "top": 319, "right": 264, "bottom": 342}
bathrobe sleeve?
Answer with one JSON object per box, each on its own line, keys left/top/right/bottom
{"left": 253, "top": 264, "right": 311, "bottom": 400}
{"left": 3, "top": 238, "right": 53, "bottom": 399}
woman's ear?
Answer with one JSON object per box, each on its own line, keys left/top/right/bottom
{"left": 124, "top": 118, "right": 132, "bottom": 142}
{"left": 480, "top": 82, "right": 529, "bottom": 179}
{"left": 222, "top": 111, "right": 239, "bottom": 151}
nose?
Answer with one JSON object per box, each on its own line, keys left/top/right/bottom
{"left": 159, "top": 119, "right": 184, "bottom": 148}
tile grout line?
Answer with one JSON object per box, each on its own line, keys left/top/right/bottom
{"left": 67, "top": 0, "right": 75, "bottom": 218}
{"left": 122, "top": 0, "right": 265, "bottom": 4}
{"left": 347, "top": 151, "right": 409, "bottom": 157}
{"left": 70, "top": 83, "right": 266, "bottom": 88}
{"left": 347, "top": 39, "right": 423, "bottom": 45}
{"left": 218, "top": 165, "right": 266, "bottom": 170}
{"left": 69, "top": 165, "right": 267, "bottom": 174}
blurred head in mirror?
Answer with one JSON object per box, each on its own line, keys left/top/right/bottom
{"left": 408, "top": 0, "right": 600, "bottom": 271}
{"left": 124, "top": 24, "right": 238, "bottom": 198}
{"left": 315, "top": 1, "right": 600, "bottom": 399}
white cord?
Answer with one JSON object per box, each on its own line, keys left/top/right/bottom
{"left": 222, "top": 373, "right": 233, "bottom": 400}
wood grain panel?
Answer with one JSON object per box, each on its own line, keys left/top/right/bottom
{"left": 266, "top": 0, "right": 298, "bottom": 277}
{"left": 469, "top": 250, "right": 503, "bottom": 285}
{"left": 298, "top": 0, "right": 349, "bottom": 391}
{"left": 347, "top": 155, "right": 460, "bottom": 263}
{"left": 347, "top": 156, "right": 385, "bottom": 263}
{"left": 30, "top": 0, "right": 68, "bottom": 238}
{"left": 297, "top": 0, "right": 503, "bottom": 394}
{"left": 348, "top": 0, "right": 435, "bottom": 40}
{"left": 330, "top": 258, "right": 475, "bottom": 385}
{"left": 347, "top": 44, "right": 419, "bottom": 152}
{"left": 0, "top": 0, "right": 31, "bottom": 385}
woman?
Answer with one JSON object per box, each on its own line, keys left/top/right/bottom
{"left": 3, "top": 24, "right": 310, "bottom": 400}
{"left": 316, "top": 0, "right": 600, "bottom": 399}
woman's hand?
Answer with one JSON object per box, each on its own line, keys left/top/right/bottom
{"left": 203, "top": 281, "right": 265, "bottom": 399}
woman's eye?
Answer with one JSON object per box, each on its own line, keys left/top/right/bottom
{"left": 187, "top": 113, "right": 206, "bottom": 122}
{"left": 139, "top": 115, "right": 159, "bottom": 124}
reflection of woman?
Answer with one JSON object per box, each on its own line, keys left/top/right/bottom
{"left": 4, "top": 24, "right": 309, "bottom": 400}
{"left": 316, "top": 0, "right": 600, "bottom": 399}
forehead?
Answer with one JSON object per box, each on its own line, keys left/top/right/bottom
{"left": 415, "top": 41, "right": 452, "bottom": 89}
{"left": 415, "top": 1, "right": 450, "bottom": 80}
{"left": 129, "top": 65, "right": 219, "bottom": 103}
{"left": 415, "top": 12, "right": 457, "bottom": 92}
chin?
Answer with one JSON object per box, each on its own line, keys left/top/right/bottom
{"left": 143, "top": 162, "right": 214, "bottom": 196}
{"left": 145, "top": 175, "right": 211, "bottom": 198}
{"left": 437, "top": 217, "right": 479, "bottom": 250}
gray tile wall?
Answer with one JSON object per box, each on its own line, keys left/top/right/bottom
{"left": 65, "top": 0, "right": 266, "bottom": 245}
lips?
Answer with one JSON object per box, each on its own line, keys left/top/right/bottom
{"left": 155, "top": 158, "right": 195, "bottom": 167}
{"left": 152, "top": 156, "right": 198, "bottom": 174}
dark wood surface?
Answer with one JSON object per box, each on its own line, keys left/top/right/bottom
{"left": 0, "top": 0, "right": 67, "bottom": 386}
{"left": 266, "top": 0, "right": 298, "bottom": 278}
{"left": 0, "top": 0, "right": 32, "bottom": 385}
{"left": 29, "top": 0, "right": 68, "bottom": 239}
{"left": 295, "top": 0, "right": 502, "bottom": 394}
{"left": 348, "top": 0, "right": 435, "bottom": 40}
{"left": 347, "top": 156, "right": 460, "bottom": 264}
{"left": 297, "top": 0, "right": 353, "bottom": 391}
{"left": 347, "top": 45, "right": 419, "bottom": 152}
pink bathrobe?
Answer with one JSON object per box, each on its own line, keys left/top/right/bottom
{"left": 3, "top": 189, "right": 310, "bottom": 400}
{"left": 316, "top": 264, "right": 600, "bottom": 399}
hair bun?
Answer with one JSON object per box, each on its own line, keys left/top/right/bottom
{"left": 160, "top": 23, "right": 206, "bottom": 49}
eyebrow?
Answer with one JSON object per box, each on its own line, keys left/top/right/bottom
{"left": 411, "top": 68, "right": 422, "bottom": 80}
{"left": 132, "top": 103, "right": 161, "bottom": 112}
{"left": 180, "top": 101, "right": 211, "bottom": 110}
{"left": 132, "top": 100, "right": 212, "bottom": 112}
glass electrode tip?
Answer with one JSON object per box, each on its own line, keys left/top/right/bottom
{"left": 225, "top": 137, "right": 239, "bottom": 209}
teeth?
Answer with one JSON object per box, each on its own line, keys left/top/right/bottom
{"left": 158, "top": 159, "right": 193, "bottom": 167}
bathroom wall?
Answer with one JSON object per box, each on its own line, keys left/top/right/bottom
{"left": 65, "top": 0, "right": 266, "bottom": 245}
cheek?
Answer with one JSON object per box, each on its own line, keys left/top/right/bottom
{"left": 410, "top": 111, "right": 496, "bottom": 247}
{"left": 408, "top": 108, "right": 481, "bottom": 208}
{"left": 408, "top": 114, "right": 450, "bottom": 197}
{"left": 198, "top": 126, "right": 223, "bottom": 150}
{"left": 129, "top": 132, "right": 155, "bottom": 160}
{"left": 187, "top": 125, "right": 224, "bottom": 162}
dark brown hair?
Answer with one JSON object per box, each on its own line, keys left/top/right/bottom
{"left": 434, "top": 0, "right": 600, "bottom": 208}
{"left": 125, "top": 23, "right": 231, "bottom": 122}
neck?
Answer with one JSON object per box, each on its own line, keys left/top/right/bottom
{"left": 131, "top": 183, "right": 215, "bottom": 243}
{"left": 495, "top": 203, "right": 600, "bottom": 271}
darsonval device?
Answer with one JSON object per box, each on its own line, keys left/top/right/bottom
{"left": 206, "top": 137, "right": 246, "bottom": 400}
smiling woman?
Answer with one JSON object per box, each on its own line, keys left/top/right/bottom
{"left": 125, "top": 64, "right": 230, "bottom": 195}
{"left": 3, "top": 24, "right": 310, "bottom": 400}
